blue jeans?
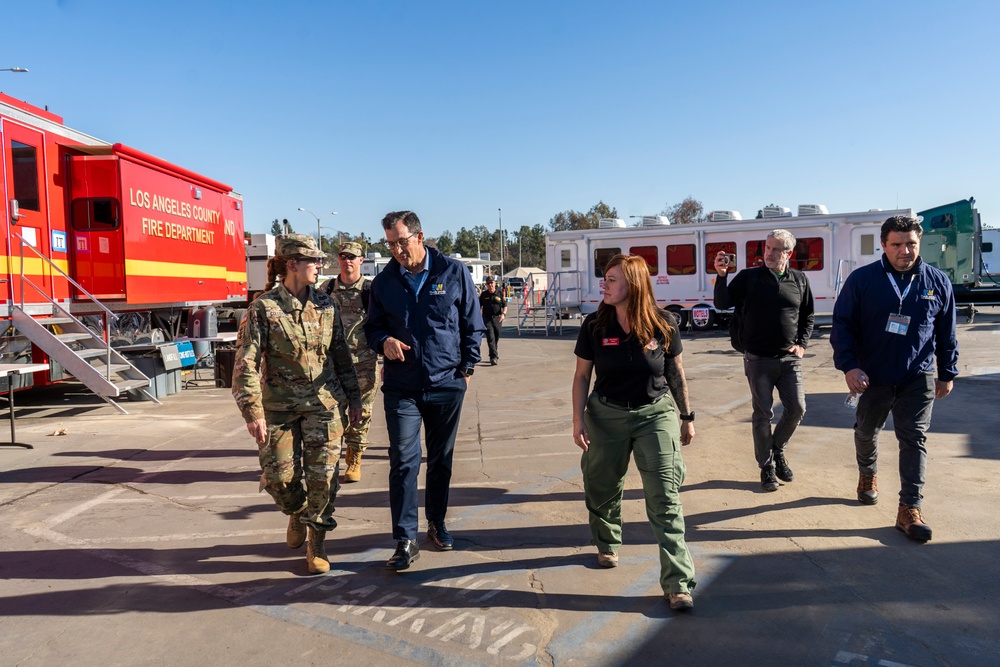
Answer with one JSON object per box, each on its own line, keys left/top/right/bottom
{"left": 744, "top": 353, "right": 806, "bottom": 468}
{"left": 854, "top": 372, "right": 935, "bottom": 508}
{"left": 383, "top": 376, "right": 468, "bottom": 541}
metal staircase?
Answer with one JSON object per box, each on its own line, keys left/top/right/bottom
{"left": 7, "top": 232, "right": 158, "bottom": 414}
{"left": 516, "top": 271, "right": 582, "bottom": 336}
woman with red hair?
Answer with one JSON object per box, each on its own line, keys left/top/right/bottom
{"left": 571, "top": 254, "right": 697, "bottom": 611}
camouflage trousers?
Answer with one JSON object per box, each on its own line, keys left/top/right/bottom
{"left": 344, "top": 361, "right": 380, "bottom": 454}
{"left": 259, "top": 408, "right": 347, "bottom": 531}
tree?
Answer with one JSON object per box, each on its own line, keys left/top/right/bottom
{"left": 434, "top": 231, "right": 455, "bottom": 256}
{"left": 269, "top": 219, "right": 283, "bottom": 235}
{"left": 661, "top": 197, "right": 705, "bottom": 225}
{"left": 548, "top": 201, "right": 619, "bottom": 232}
{"left": 506, "top": 224, "right": 547, "bottom": 269}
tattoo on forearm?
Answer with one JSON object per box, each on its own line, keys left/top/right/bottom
{"left": 665, "top": 356, "right": 691, "bottom": 415}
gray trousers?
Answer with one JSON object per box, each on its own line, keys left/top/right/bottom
{"left": 744, "top": 353, "right": 806, "bottom": 469}
{"left": 854, "top": 371, "right": 935, "bottom": 508}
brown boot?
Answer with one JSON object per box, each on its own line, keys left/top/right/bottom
{"left": 344, "top": 449, "right": 362, "bottom": 483}
{"left": 896, "top": 504, "right": 932, "bottom": 542}
{"left": 286, "top": 511, "right": 306, "bottom": 549}
{"left": 857, "top": 474, "right": 878, "bottom": 505}
{"left": 306, "top": 526, "right": 330, "bottom": 573}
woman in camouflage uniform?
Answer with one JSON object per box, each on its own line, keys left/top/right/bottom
{"left": 232, "top": 234, "right": 362, "bottom": 574}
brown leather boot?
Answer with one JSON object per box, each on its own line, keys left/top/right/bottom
{"left": 857, "top": 474, "right": 878, "bottom": 505}
{"left": 896, "top": 504, "right": 932, "bottom": 542}
{"left": 344, "top": 449, "right": 362, "bottom": 483}
{"left": 306, "top": 526, "right": 330, "bottom": 573}
{"left": 286, "top": 511, "right": 306, "bottom": 549}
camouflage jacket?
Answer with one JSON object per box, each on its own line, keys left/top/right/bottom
{"left": 232, "top": 282, "right": 362, "bottom": 422}
{"left": 322, "top": 276, "right": 378, "bottom": 367}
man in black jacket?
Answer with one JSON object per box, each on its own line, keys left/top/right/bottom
{"left": 713, "top": 230, "right": 815, "bottom": 492}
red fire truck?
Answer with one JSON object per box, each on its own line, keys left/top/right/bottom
{"left": 1, "top": 92, "right": 246, "bottom": 411}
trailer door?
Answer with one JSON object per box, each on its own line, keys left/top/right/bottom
{"left": 2, "top": 122, "right": 52, "bottom": 302}
{"left": 67, "top": 156, "right": 126, "bottom": 299}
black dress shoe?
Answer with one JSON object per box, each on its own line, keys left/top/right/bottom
{"left": 386, "top": 539, "right": 420, "bottom": 570}
{"left": 427, "top": 521, "right": 454, "bottom": 551}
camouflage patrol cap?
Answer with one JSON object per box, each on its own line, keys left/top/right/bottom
{"left": 276, "top": 234, "right": 325, "bottom": 258}
{"left": 338, "top": 241, "right": 363, "bottom": 256}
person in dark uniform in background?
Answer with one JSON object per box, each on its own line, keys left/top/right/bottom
{"left": 479, "top": 276, "right": 507, "bottom": 365}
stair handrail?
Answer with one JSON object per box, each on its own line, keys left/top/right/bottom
{"left": 14, "top": 232, "right": 118, "bottom": 380}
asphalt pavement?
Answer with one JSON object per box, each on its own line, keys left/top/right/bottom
{"left": 2, "top": 312, "right": 999, "bottom": 667}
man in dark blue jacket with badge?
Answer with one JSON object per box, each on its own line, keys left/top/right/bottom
{"left": 365, "top": 210, "right": 485, "bottom": 570}
{"left": 831, "top": 215, "right": 959, "bottom": 543}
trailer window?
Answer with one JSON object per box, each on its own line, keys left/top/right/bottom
{"left": 11, "top": 140, "right": 40, "bottom": 211}
{"left": 984, "top": 242, "right": 994, "bottom": 253}
{"left": 72, "top": 198, "right": 121, "bottom": 232}
{"left": 745, "top": 240, "right": 765, "bottom": 267}
{"left": 561, "top": 249, "right": 571, "bottom": 268}
{"left": 594, "top": 248, "right": 621, "bottom": 277}
{"left": 629, "top": 245, "right": 658, "bottom": 275}
{"left": 705, "top": 242, "right": 736, "bottom": 274}
{"left": 666, "top": 244, "right": 696, "bottom": 275}
{"left": 789, "top": 237, "right": 824, "bottom": 271}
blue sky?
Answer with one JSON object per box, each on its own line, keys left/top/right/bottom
{"left": 4, "top": 1, "right": 998, "bottom": 239}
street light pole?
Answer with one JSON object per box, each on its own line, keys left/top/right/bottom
{"left": 498, "top": 208, "right": 504, "bottom": 281}
{"left": 297, "top": 207, "right": 321, "bottom": 243}
{"left": 1, "top": 67, "right": 28, "bottom": 73}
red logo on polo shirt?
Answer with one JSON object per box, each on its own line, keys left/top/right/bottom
{"left": 601, "top": 337, "right": 620, "bottom": 346}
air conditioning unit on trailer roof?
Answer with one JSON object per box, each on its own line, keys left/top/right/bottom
{"left": 641, "top": 215, "right": 671, "bottom": 226}
{"left": 797, "top": 204, "right": 829, "bottom": 216}
{"left": 708, "top": 210, "right": 742, "bottom": 222}
{"left": 761, "top": 205, "right": 792, "bottom": 218}
{"left": 598, "top": 218, "right": 626, "bottom": 229}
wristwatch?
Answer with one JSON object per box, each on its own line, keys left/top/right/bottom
{"left": 679, "top": 412, "right": 695, "bottom": 422}
{"left": 461, "top": 367, "right": 475, "bottom": 378}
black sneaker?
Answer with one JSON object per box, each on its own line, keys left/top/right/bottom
{"left": 774, "top": 452, "right": 794, "bottom": 482}
{"left": 761, "top": 466, "right": 779, "bottom": 492}
{"left": 427, "top": 521, "right": 454, "bottom": 551}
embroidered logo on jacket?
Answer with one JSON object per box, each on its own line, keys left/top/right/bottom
{"left": 429, "top": 283, "right": 447, "bottom": 295}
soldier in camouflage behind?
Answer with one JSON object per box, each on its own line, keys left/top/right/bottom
{"left": 232, "top": 234, "right": 363, "bottom": 575}
{"left": 320, "top": 241, "right": 379, "bottom": 483}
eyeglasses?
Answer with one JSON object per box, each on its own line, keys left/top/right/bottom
{"left": 338, "top": 253, "right": 359, "bottom": 261}
{"left": 386, "top": 234, "right": 418, "bottom": 251}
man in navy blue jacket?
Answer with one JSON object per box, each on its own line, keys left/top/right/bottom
{"left": 365, "top": 210, "right": 485, "bottom": 569}
{"left": 831, "top": 215, "right": 959, "bottom": 543}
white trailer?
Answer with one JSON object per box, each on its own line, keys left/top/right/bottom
{"left": 981, "top": 228, "right": 1000, "bottom": 276}
{"left": 545, "top": 205, "right": 915, "bottom": 330}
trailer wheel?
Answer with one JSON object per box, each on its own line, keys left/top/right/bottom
{"left": 665, "top": 306, "right": 687, "bottom": 329}
{"left": 233, "top": 308, "right": 248, "bottom": 329}
{"left": 689, "top": 306, "right": 716, "bottom": 332}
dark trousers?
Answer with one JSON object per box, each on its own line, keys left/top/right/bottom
{"left": 383, "top": 377, "right": 468, "bottom": 541}
{"left": 854, "top": 372, "right": 935, "bottom": 508}
{"left": 484, "top": 317, "right": 502, "bottom": 362}
{"left": 744, "top": 353, "right": 806, "bottom": 468}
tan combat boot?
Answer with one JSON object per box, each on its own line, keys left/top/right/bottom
{"left": 344, "top": 449, "right": 362, "bottom": 483}
{"left": 286, "top": 511, "right": 306, "bottom": 549}
{"left": 306, "top": 526, "right": 330, "bottom": 574}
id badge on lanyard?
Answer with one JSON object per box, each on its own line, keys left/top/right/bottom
{"left": 885, "top": 273, "right": 914, "bottom": 336}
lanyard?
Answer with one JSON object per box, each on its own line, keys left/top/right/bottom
{"left": 885, "top": 271, "right": 915, "bottom": 314}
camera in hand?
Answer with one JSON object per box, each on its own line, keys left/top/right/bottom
{"left": 720, "top": 253, "right": 737, "bottom": 267}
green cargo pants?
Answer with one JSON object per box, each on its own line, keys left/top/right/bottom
{"left": 581, "top": 392, "right": 697, "bottom": 595}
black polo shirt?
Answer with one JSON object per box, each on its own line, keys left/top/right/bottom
{"left": 574, "top": 311, "right": 682, "bottom": 406}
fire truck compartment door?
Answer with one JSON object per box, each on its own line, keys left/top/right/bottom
{"left": 67, "top": 154, "right": 126, "bottom": 299}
